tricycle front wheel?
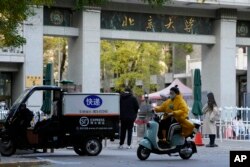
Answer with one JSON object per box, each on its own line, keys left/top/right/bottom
{"left": 0, "top": 139, "right": 16, "bottom": 156}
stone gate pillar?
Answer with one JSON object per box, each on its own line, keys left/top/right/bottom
{"left": 68, "top": 8, "right": 101, "bottom": 93}
{"left": 202, "top": 9, "right": 237, "bottom": 107}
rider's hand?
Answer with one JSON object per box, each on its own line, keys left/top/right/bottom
{"left": 168, "top": 112, "right": 173, "bottom": 116}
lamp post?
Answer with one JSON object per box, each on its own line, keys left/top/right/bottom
{"left": 144, "top": 92, "right": 150, "bottom": 120}
{"left": 144, "top": 92, "right": 149, "bottom": 105}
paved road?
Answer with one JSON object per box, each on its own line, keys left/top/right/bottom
{"left": 0, "top": 138, "right": 249, "bottom": 167}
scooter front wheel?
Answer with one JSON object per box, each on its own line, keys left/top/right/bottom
{"left": 137, "top": 145, "right": 151, "bottom": 160}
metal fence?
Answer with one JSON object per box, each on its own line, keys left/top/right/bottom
{"left": 134, "top": 106, "right": 250, "bottom": 141}
{"left": 217, "top": 107, "right": 250, "bottom": 141}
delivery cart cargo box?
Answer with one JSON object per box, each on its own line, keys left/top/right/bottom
{"left": 63, "top": 93, "right": 120, "bottom": 116}
{"left": 62, "top": 93, "right": 120, "bottom": 136}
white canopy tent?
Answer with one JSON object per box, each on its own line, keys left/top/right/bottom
{"left": 147, "top": 79, "right": 193, "bottom": 100}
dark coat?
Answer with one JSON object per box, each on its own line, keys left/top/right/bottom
{"left": 120, "top": 92, "right": 139, "bottom": 121}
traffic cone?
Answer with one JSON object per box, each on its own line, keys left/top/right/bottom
{"left": 194, "top": 132, "right": 204, "bottom": 146}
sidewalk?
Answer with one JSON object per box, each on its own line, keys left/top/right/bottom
{"left": 0, "top": 137, "right": 249, "bottom": 166}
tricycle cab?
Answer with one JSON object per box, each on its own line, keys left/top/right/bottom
{"left": 0, "top": 86, "right": 120, "bottom": 156}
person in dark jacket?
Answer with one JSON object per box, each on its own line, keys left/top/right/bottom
{"left": 119, "top": 87, "right": 139, "bottom": 149}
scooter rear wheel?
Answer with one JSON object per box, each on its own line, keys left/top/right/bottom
{"left": 137, "top": 145, "right": 150, "bottom": 160}
{"left": 179, "top": 144, "right": 193, "bottom": 160}
{"left": 179, "top": 150, "right": 193, "bottom": 160}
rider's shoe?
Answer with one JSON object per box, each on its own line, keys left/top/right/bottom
{"left": 161, "top": 143, "right": 171, "bottom": 148}
{"left": 158, "top": 140, "right": 171, "bottom": 148}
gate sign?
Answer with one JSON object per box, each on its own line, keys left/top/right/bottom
{"left": 101, "top": 10, "right": 213, "bottom": 35}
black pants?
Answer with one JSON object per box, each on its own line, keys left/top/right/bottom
{"left": 209, "top": 134, "right": 216, "bottom": 145}
{"left": 158, "top": 116, "right": 177, "bottom": 139}
{"left": 119, "top": 119, "right": 134, "bottom": 146}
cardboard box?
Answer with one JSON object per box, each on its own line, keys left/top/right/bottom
{"left": 26, "top": 129, "right": 39, "bottom": 144}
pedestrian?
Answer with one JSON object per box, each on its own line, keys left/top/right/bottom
{"left": 119, "top": 87, "right": 139, "bottom": 149}
{"left": 232, "top": 115, "right": 245, "bottom": 139}
{"left": 19, "top": 103, "right": 34, "bottom": 128}
{"left": 154, "top": 85, "right": 194, "bottom": 146}
{"left": 202, "top": 92, "right": 220, "bottom": 147}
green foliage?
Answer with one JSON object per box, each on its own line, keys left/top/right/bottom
{"left": 178, "top": 44, "right": 193, "bottom": 54}
{"left": 141, "top": 0, "right": 172, "bottom": 6}
{"left": 101, "top": 40, "right": 170, "bottom": 96}
{"left": 173, "top": 44, "right": 193, "bottom": 73}
{"left": 0, "top": 0, "right": 53, "bottom": 47}
{"left": 43, "top": 36, "right": 67, "bottom": 80}
{"left": 75, "top": 0, "right": 108, "bottom": 10}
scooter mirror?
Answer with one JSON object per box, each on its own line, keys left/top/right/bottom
{"left": 151, "top": 103, "right": 157, "bottom": 107}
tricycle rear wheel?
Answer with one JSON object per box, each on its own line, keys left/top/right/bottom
{"left": 84, "top": 138, "right": 102, "bottom": 156}
{"left": 73, "top": 146, "right": 86, "bottom": 156}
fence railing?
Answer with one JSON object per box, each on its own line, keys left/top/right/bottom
{"left": 217, "top": 107, "right": 250, "bottom": 141}
{"left": 134, "top": 106, "right": 250, "bottom": 141}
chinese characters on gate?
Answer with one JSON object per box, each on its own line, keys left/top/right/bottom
{"left": 101, "top": 11, "right": 213, "bottom": 35}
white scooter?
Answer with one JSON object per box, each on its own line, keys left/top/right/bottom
{"left": 137, "top": 113, "right": 200, "bottom": 160}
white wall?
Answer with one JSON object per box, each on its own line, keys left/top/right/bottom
{"left": 22, "top": 7, "right": 44, "bottom": 107}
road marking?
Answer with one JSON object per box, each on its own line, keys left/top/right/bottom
{"left": 37, "top": 157, "right": 81, "bottom": 165}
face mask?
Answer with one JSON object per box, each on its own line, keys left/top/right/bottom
{"left": 170, "top": 94, "right": 176, "bottom": 100}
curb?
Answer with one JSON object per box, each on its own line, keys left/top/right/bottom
{"left": 0, "top": 160, "right": 48, "bottom": 166}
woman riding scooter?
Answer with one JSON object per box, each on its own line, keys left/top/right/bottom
{"left": 137, "top": 85, "right": 199, "bottom": 160}
{"left": 154, "top": 85, "right": 194, "bottom": 145}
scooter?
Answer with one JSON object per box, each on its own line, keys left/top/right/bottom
{"left": 137, "top": 113, "right": 201, "bottom": 160}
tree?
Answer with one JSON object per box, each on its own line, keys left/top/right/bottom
{"left": 101, "top": 40, "right": 170, "bottom": 96}
{"left": 0, "top": 0, "right": 53, "bottom": 47}
{"left": 43, "top": 36, "right": 67, "bottom": 82}
{"left": 173, "top": 44, "right": 193, "bottom": 74}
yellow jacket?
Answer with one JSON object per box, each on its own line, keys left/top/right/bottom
{"left": 155, "top": 94, "right": 194, "bottom": 137}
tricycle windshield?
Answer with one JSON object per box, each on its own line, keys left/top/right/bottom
{"left": 8, "top": 89, "right": 30, "bottom": 117}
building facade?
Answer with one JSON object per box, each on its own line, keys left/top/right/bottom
{"left": 1, "top": 0, "right": 250, "bottom": 108}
